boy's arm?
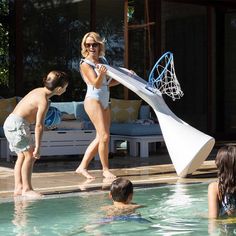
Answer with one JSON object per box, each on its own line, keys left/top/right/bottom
{"left": 33, "top": 100, "right": 48, "bottom": 159}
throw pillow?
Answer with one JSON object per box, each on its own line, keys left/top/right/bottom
{"left": 139, "top": 105, "right": 150, "bottom": 119}
{"left": 44, "top": 106, "right": 62, "bottom": 129}
{"left": 0, "top": 97, "right": 17, "bottom": 125}
{"left": 111, "top": 98, "right": 142, "bottom": 122}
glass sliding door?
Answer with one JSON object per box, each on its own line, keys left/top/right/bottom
{"left": 96, "top": 0, "right": 124, "bottom": 99}
{"left": 12, "top": 0, "right": 126, "bottom": 101}
{"left": 221, "top": 12, "right": 236, "bottom": 137}
{"left": 163, "top": 2, "right": 208, "bottom": 132}
{"left": 21, "top": 0, "right": 90, "bottom": 101}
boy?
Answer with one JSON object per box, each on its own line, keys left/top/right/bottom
{"left": 3, "top": 70, "right": 69, "bottom": 198}
{"left": 82, "top": 178, "right": 148, "bottom": 233}
{"left": 101, "top": 178, "right": 141, "bottom": 216}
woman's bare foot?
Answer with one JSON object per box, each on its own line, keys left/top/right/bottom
{"left": 75, "top": 168, "right": 95, "bottom": 179}
{"left": 14, "top": 187, "right": 22, "bottom": 196}
{"left": 78, "top": 179, "right": 95, "bottom": 191}
{"left": 22, "top": 190, "right": 43, "bottom": 199}
{"left": 102, "top": 178, "right": 114, "bottom": 190}
{"left": 103, "top": 170, "right": 116, "bottom": 179}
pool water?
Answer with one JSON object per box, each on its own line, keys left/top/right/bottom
{"left": 0, "top": 183, "right": 236, "bottom": 235}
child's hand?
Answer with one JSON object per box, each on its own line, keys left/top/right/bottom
{"left": 33, "top": 148, "right": 41, "bottom": 159}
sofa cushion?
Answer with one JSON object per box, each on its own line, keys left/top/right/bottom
{"left": 111, "top": 98, "right": 142, "bottom": 122}
{"left": 0, "top": 127, "right": 5, "bottom": 137}
{"left": 61, "top": 113, "right": 76, "bottom": 121}
{"left": 56, "top": 120, "right": 84, "bottom": 130}
{"left": 0, "top": 97, "right": 17, "bottom": 125}
{"left": 74, "top": 102, "right": 90, "bottom": 121}
{"left": 110, "top": 122, "right": 162, "bottom": 136}
{"left": 139, "top": 105, "right": 150, "bottom": 119}
{"left": 50, "top": 101, "right": 90, "bottom": 121}
{"left": 50, "top": 102, "right": 75, "bottom": 115}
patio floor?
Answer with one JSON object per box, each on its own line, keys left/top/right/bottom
{"left": 0, "top": 144, "right": 220, "bottom": 201}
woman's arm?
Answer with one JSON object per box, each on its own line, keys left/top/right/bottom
{"left": 109, "top": 79, "right": 120, "bottom": 87}
{"left": 107, "top": 67, "right": 136, "bottom": 88}
{"left": 80, "top": 63, "right": 106, "bottom": 89}
{"left": 208, "top": 182, "right": 219, "bottom": 219}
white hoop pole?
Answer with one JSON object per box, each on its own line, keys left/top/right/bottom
{"left": 105, "top": 65, "right": 215, "bottom": 177}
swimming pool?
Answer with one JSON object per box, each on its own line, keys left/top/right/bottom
{"left": 0, "top": 183, "right": 235, "bottom": 235}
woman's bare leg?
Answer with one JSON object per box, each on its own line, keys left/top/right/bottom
{"left": 75, "top": 99, "right": 102, "bottom": 179}
{"left": 100, "top": 108, "right": 116, "bottom": 179}
{"left": 14, "top": 152, "right": 24, "bottom": 196}
{"left": 75, "top": 138, "right": 99, "bottom": 179}
{"left": 84, "top": 99, "right": 116, "bottom": 179}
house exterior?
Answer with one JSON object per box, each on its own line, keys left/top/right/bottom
{"left": 1, "top": 0, "right": 236, "bottom": 140}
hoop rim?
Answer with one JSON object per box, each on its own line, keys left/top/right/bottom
{"left": 148, "top": 51, "right": 173, "bottom": 83}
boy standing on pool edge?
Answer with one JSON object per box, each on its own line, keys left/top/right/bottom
{"left": 3, "top": 71, "right": 69, "bottom": 198}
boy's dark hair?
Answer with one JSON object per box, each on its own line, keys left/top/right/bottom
{"left": 43, "top": 70, "right": 69, "bottom": 91}
{"left": 110, "top": 178, "right": 133, "bottom": 202}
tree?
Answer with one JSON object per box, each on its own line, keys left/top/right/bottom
{"left": 0, "top": 0, "right": 9, "bottom": 87}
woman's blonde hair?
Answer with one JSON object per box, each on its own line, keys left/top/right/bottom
{"left": 81, "top": 32, "right": 105, "bottom": 58}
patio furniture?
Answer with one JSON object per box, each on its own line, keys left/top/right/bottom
{"left": 110, "top": 134, "right": 164, "bottom": 158}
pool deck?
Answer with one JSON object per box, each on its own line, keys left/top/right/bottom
{"left": 0, "top": 144, "right": 221, "bottom": 201}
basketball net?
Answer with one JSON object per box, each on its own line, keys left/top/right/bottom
{"left": 146, "top": 52, "right": 184, "bottom": 101}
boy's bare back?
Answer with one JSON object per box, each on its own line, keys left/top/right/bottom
{"left": 12, "top": 88, "right": 50, "bottom": 124}
{"left": 101, "top": 204, "right": 141, "bottom": 217}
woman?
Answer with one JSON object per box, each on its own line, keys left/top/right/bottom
{"left": 75, "top": 32, "right": 119, "bottom": 179}
{"left": 208, "top": 145, "right": 236, "bottom": 218}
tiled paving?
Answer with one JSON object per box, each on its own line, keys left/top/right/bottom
{"left": 0, "top": 145, "right": 219, "bottom": 201}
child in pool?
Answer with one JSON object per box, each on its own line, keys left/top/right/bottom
{"left": 101, "top": 177, "right": 142, "bottom": 217}
{"left": 208, "top": 145, "right": 236, "bottom": 218}
{"left": 81, "top": 178, "right": 149, "bottom": 234}
{"left": 3, "top": 71, "right": 69, "bottom": 198}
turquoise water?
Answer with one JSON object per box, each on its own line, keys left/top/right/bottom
{"left": 0, "top": 183, "right": 236, "bottom": 235}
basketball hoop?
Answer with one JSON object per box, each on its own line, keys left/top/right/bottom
{"left": 146, "top": 52, "right": 184, "bottom": 101}
{"left": 105, "top": 63, "right": 215, "bottom": 177}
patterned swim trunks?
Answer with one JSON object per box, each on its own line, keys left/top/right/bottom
{"left": 3, "top": 114, "right": 33, "bottom": 154}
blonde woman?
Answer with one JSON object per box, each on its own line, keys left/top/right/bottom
{"left": 75, "top": 32, "right": 119, "bottom": 179}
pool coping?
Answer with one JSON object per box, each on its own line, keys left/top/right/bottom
{"left": 0, "top": 159, "right": 217, "bottom": 203}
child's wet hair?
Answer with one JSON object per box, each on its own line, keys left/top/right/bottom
{"left": 216, "top": 145, "right": 236, "bottom": 197}
{"left": 110, "top": 178, "right": 133, "bottom": 202}
{"left": 43, "top": 70, "right": 69, "bottom": 91}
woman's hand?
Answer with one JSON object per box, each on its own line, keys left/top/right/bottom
{"left": 129, "top": 69, "right": 137, "bottom": 75}
{"left": 97, "top": 64, "right": 107, "bottom": 76}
